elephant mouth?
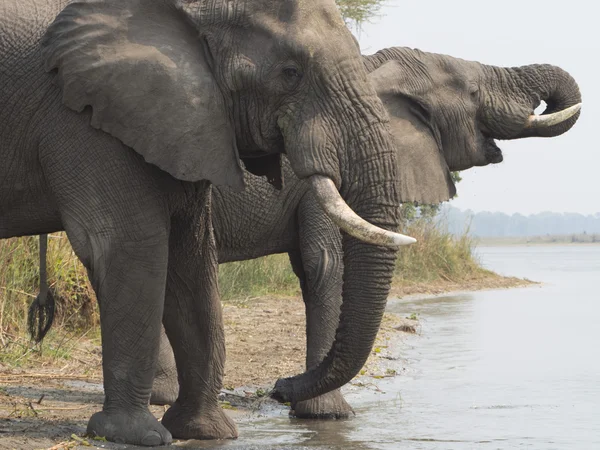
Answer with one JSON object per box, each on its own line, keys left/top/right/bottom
{"left": 484, "top": 137, "right": 503, "bottom": 164}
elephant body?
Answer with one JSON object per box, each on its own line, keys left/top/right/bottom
{"left": 2, "top": 3, "right": 233, "bottom": 443}
{"left": 151, "top": 46, "right": 582, "bottom": 418}
{"left": 1, "top": 0, "right": 411, "bottom": 445}
{"left": 1, "top": 0, "right": 65, "bottom": 238}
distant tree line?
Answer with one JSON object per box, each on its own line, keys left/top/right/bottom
{"left": 441, "top": 206, "right": 600, "bottom": 238}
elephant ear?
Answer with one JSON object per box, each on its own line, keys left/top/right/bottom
{"left": 370, "top": 63, "right": 456, "bottom": 204}
{"left": 41, "top": 0, "right": 244, "bottom": 190}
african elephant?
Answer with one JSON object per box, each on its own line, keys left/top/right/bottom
{"left": 150, "top": 46, "right": 582, "bottom": 417}
{"left": 0, "top": 0, "right": 415, "bottom": 445}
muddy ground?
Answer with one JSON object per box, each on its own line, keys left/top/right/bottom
{"left": 0, "top": 276, "right": 531, "bottom": 449}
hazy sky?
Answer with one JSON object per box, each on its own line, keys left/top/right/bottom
{"left": 357, "top": 0, "right": 597, "bottom": 215}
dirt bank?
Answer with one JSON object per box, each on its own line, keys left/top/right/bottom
{"left": 0, "top": 274, "right": 531, "bottom": 449}
{"left": 391, "top": 272, "right": 534, "bottom": 298}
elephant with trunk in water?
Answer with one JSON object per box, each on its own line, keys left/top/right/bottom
{"left": 0, "top": 0, "right": 416, "bottom": 445}
{"left": 148, "top": 46, "right": 581, "bottom": 417}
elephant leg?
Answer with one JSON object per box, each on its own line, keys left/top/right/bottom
{"left": 150, "top": 327, "right": 178, "bottom": 406}
{"left": 287, "top": 194, "right": 354, "bottom": 419}
{"left": 83, "top": 234, "right": 172, "bottom": 446}
{"left": 41, "top": 141, "right": 173, "bottom": 446}
{"left": 160, "top": 189, "right": 237, "bottom": 440}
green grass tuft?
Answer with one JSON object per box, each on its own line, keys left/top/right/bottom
{"left": 218, "top": 254, "right": 300, "bottom": 303}
{"left": 395, "top": 218, "right": 494, "bottom": 284}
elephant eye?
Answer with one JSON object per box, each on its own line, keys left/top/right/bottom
{"left": 282, "top": 67, "right": 302, "bottom": 79}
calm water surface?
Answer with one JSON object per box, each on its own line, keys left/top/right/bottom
{"left": 187, "top": 245, "right": 600, "bottom": 449}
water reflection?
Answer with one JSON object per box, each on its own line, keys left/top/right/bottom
{"left": 178, "top": 413, "right": 372, "bottom": 449}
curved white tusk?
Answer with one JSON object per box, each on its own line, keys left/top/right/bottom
{"left": 526, "top": 103, "right": 581, "bottom": 128}
{"left": 309, "top": 175, "right": 417, "bottom": 248}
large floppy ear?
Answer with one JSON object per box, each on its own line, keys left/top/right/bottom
{"left": 42, "top": 0, "right": 244, "bottom": 190}
{"left": 369, "top": 62, "right": 456, "bottom": 204}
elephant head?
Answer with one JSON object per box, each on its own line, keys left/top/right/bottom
{"left": 364, "top": 47, "right": 581, "bottom": 204}
{"left": 41, "top": 0, "right": 414, "bottom": 403}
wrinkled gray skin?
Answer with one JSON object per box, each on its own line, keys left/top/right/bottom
{"left": 150, "top": 47, "right": 582, "bottom": 417}
{"left": 0, "top": 0, "right": 402, "bottom": 445}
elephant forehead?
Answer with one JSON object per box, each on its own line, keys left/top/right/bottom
{"left": 246, "top": 0, "right": 346, "bottom": 25}
{"left": 246, "top": 2, "right": 349, "bottom": 53}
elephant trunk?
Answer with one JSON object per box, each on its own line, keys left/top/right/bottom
{"left": 484, "top": 64, "right": 582, "bottom": 140}
{"left": 273, "top": 127, "right": 401, "bottom": 403}
{"left": 517, "top": 64, "right": 581, "bottom": 138}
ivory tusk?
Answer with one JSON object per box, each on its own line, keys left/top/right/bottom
{"left": 309, "top": 175, "right": 417, "bottom": 248}
{"left": 526, "top": 103, "right": 581, "bottom": 128}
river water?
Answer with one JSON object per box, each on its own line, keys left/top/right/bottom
{"left": 184, "top": 245, "right": 600, "bottom": 449}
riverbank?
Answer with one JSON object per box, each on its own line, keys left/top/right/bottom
{"left": 0, "top": 272, "right": 531, "bottom": 449}
{"left": 223, "top": 272, "right": 532, "bottom": 388}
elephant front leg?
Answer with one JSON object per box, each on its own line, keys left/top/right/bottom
{"left": 41, "top": 131, "right": 174, "bottom": 446}
{"left": 80, "top": 235, "right": 172, "bottom": 446}
{"left": 286, "top": 195, "right": 354, "bottom": 419}
{"left": 161, "top": 196, "right": 237, "bottom": 440}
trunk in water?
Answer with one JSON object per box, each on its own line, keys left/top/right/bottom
{"left": 273, "top": 127, "right": 401, "bottom": 403}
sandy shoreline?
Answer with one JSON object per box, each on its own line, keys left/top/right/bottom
{"left": 0, "top": 274, "right": 533, "bottom": 449}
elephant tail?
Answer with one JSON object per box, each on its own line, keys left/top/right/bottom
{"left": 28, "top": 234, "right": 55, "bottom": 343}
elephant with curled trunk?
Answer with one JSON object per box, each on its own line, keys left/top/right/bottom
{"left": 149, "top": 46, "right": 581, "bottom": 417}
{"left": 0, "top": 0, "right": 415, "bottom": 445}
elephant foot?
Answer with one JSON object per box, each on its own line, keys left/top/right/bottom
{"left": 291, "top": 389, "right": 354, "bottom": 419}
{"left": 87, "top": 408, "right": 172, "bottom": 446}
{"left": 161, "top": 401, "right": 238, "bottom": 440}
{"left": 150, "top": 373, "right": 179, "bottom": 406}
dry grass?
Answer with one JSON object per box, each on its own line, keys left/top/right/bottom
{"left": 0, "top": 235, "right": 96, "bottom": 342}
{"left": 218, "top": 255, "right": 300, "bottom": 302}
{"left": 0, "top": 222, "right": 512, "bottom": 353}
{"left": 0, "top": 235, "right": 299, "bottom": 344}
{"left": 395, "top": 218, "right": 493, "bottom": 285}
